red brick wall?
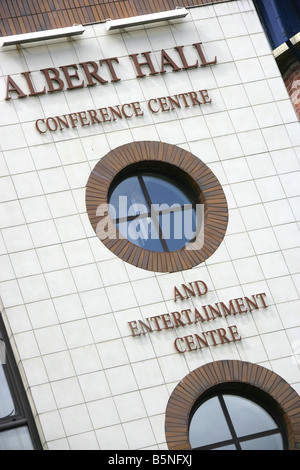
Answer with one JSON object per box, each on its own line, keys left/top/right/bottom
{"left": 0, "top": 0, "right": 234, "bottom": 37}
{"left": 284, "top": 65, "right": 300, "bottom": 120}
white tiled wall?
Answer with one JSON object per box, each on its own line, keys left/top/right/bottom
{"left": 0, "top": 0, "right": 300, "bottom": 450}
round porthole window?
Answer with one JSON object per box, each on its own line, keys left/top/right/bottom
{"left": 108, "top": 166, "right": 200, "bottom": 253}
{"left": 86, "top": 141, "right": 228, "bottom": 272}
{"left": 165, "top": 360, "right": 300, "bottom": 450}
{"left": 189, "top": 392, "right": 286, "bottom": 450}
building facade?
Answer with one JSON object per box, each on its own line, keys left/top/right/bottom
{"left": 0, "top": 0, "right": 300, "bottom": 450}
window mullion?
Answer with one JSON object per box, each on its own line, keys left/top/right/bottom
{"left": 193, "top": 438, "right": 237, "bottom": 450}
{"left": 238, "top": 427, "right": 281, "bottom": 444}
{"left": 138, "top": 175, "right": 169, "bottom": 252}
{"left": 0, "top": 418, "right": 28, "bottom": 433}
{"left": 218, "top": 395, "right": 242, "bottom": 451}
{"left": 114, "top": 213, "right": 149, "bottom": 223}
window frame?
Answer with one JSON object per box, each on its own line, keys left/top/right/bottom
{"left": 0, "top": 314, "right": 42, "bottom": 450}
{"left": 86, "top": 141, "right": 228, "bottom": 273}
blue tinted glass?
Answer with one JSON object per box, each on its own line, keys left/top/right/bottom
{"left": 109, "top": 176, "right": 149, "bottom": 220}
{"left": 143, "top": 175, "right": 191, "bottom": 207}
{"left": 159, "top": 207, "right": 197, "bottom": 251}
{"left": 116, "top": 219, "right": 164, "bottom": 252}
{"left": 109, "top": 173, "right": 196, "bottom": 252}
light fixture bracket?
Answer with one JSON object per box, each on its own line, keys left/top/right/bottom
{"left": 105, "top": 8, "right": 189, "bottom": 30}
{"left": 0, "top": 24, "right": 85, "bottom": 47}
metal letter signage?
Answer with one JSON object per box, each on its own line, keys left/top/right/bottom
{"left": 127, "top": 281, "right": 269, "bottom": 354}
{"left": 3, "top": 42, "right": 217, "bottom": 134}
{"left": 4, "top": 43, "right": 216, "bottom": 100}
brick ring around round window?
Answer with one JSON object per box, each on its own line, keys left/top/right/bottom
{"left": 86, "top": 141, "right": 228, "bottom": 272}
{"left": 165, "top": 360, "right": 300, "bottom": 450}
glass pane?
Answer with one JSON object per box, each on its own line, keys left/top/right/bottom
{"left": 241, "top": 433, "right": 283, "bottom": 450}
{"left": 108, "top": 173, "right": 199, "bottom": 253}
{"left": 0, "top": 426, "right": 34, "bottom": 450}
{"left": 160, "top": 207, "right": 197, "bottom": 251}
{"left": 189, "top": 397, "right": 232, "bottom": 448}
{"left": 143, "top": 175, "right": 192, "bottom": 207}
{"left": 224, "top": 395, "right": 278, "bottom": 437}
{"left": 214, "top": 444, "right": 237, "bottom": 450}
{"left": 116, "top": 219, "right": 164, "bottom": 252}
{"left": 109, "top": 176, "right": 149, "bottom": 220}
{"left": 0, "top": 364, "right": 15, "bottom": 419}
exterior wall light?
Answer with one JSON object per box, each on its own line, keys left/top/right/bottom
{"left": 105, "top": 8, "right": 189, "bottom": 30}
{"left": 0, "top": 24, "right": 85, "bottom": 47}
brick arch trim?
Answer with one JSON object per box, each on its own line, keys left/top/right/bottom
{"left": 86, "top": 141, "right": 228, "bottom": 273}
{"left": 165, "top": 360, "right": 300, "bottom": 450}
